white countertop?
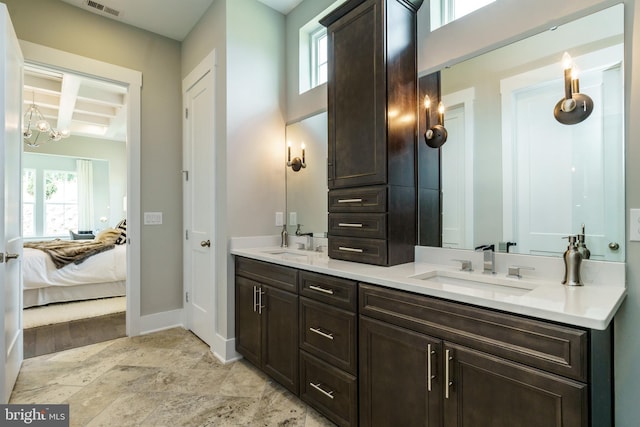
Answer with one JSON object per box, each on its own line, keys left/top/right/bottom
{"left": 230, "top": 243, "right": 626, "bottom": 330}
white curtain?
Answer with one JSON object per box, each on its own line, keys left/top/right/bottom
{"left": 77, "top": 159, "right": 94, "bottom": 231}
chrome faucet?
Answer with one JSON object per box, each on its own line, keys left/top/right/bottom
{"left": 475, "top": 244, "right": 495, "bottom": 274}
{"left": 295, "top": 224, "right": 314, "bottom": 251}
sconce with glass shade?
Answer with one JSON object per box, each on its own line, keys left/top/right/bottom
{"left": 423, "top": 95, "right": 448, "bottom": 148}
{"left": 287, "top": 141, "right": 306, "bottom": 172}
{"left": 553, "top": 52, "right": 594, "bottom": 125}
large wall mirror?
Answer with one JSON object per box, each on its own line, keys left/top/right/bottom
{"left": 285, "top": 111, "right": 328, "bottom": 237}
{"left": 420, "top": 4, "right": 625, "bottom": 262}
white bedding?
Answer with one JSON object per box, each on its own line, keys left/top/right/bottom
{"left": 23, "top": 244, "right": 127, "bottom": 290}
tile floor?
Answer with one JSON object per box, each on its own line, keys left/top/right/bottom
{"left": 10, "top": 327, "right": 336, "bottom": 426}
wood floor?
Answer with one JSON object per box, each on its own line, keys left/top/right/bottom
{"left": 23, "top": 312, "right": 126, "bottom": 359}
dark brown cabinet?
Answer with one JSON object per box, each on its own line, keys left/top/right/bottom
{"left": 359, "top": 283, "right": 607, "bottom": 427}
{"left": 360, "top": 316, "right": 442, "bottom": 426}
{"left": 298, "top": 271, "right": 358, "bottom": 427}
{"left": 235, "top": 258, "right": 299, "bottom": 394}
{"left": 235, "top": 256, "right": 612, "bottom": 427}
{"left": 321, "top": 0, "right": 423, "bottom": 266}
{"left": 444, "top": 343, "right": 587, "bottom": 427}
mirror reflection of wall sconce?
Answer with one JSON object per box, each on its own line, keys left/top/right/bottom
{"left": 554, "top": 52, "right": 594, "bottom": 125}
{"left": 287, "top": 141, "right": 306, "bottom": 172}
{"left": 423, "top": 95, "right": 448, "bottom": 148}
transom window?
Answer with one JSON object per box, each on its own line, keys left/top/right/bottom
{"left": 431, "top": 0, "right": 496, "bottom": 30}
{"left": 311, "top": 27, "right": 328, "bottom": 88}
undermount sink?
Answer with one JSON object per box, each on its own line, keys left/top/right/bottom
{"left": 262, "top": 249, "right": 313, "bottom": 261}
{"left": 410, "top": 271, "right": 536, "bottom": 297}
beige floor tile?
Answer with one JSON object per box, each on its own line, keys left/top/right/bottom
{"left": 11, "top": 328, "right": 336, "bottom": 426}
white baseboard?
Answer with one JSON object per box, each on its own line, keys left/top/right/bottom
{"left": 211, "top": 334, "right": 242, "bottom": 364}
{"left": 138, "top": 308, "right": 185, "bottom": 335}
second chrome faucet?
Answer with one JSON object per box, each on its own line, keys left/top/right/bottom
{"left": 475, "top": 244, "right": 495, "bottom": 274}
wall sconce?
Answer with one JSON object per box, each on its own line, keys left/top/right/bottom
{"left": 554, "top": 52, "right": 593, "bottom": 125}
{"left": 287, "top": 142, "right": 306, "bottom": 172}
{"left": 423, "top": 95, "right": 448, "bottom": 148}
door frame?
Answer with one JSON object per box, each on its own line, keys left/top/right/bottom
{"left": 19, "top": 41, "right": 143, "bottom": 335}
{"left": 182, "top": 50, "right": 217, "bottom": 348}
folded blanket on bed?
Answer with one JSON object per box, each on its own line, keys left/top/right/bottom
{"left": 24, "top": 239, "right": 115, "bottom": 269}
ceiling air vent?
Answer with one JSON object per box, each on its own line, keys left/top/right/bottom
{"left": 84, "top": 0, "right": 121, "bottom": 17}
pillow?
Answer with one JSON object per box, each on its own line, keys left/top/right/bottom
{"left": 95, "top": 228, "right": 121, "bottom": 244}
{"left": 115, "top": 218, "right": 127, "bottom": 245}
{"left": 69, "top": 230, "right": 95, "bottom": 240}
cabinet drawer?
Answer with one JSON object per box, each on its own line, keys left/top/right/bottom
{"left": 328, "top": 186, "right": 387, "bottom": 212}
{"left": 359, "top": 284, "right": 588, "bottom": 381}
{"left": 235, "top": 257, "right": 298, "bottom": 293}
{"left": 329, "top": 213, "right": 387, "bottom": 239}
{"left": 300, "top": 271, "right": 357, "bottom": 311}
{"left": 329, "top": 236, "right": 387, "bottom": 266}
{"left": 300, "top": 350, "right": 358, "bottom": 427}
{"left": 300, "top": 297, "right": 357, "bottom": 374}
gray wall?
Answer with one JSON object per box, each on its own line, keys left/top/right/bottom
{"left": 417, "top": 0, "right": 639, "bottom": 424}
{"left": 2, "top": 0, "right": 184, "bottom": 316}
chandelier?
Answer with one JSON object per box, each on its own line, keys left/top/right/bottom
{"left": 23, "top": 98, "right": 70, "bottom": 147}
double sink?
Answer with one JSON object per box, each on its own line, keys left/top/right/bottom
{"left": 260, "top": 248, "right": 538, "bottom": 298}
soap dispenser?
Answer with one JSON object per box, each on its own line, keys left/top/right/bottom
{"left": 576, "top": 224, "right": 591, "bottom": 260}
{"left": 562, "top": 235, "right": 583, "bottom": 286}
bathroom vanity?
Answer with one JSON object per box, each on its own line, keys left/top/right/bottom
{"left": 232, "top": 245, "right": 624, "bottom": 427}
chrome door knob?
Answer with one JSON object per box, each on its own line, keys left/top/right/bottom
{"left": 608, "top": 242, "right": 620, "bottom": 250}
{"left": 200, "top": 240, "right": 211, "bottom": 248}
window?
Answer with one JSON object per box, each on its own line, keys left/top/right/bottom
{"left": 43, "top": 170, "right": 78, "bottom": 236}
{"left": 311, "top": 28, "right": 328, "bottom": 88}
{"left": 298, "top": 0, "right": 345, "bottom": 94}
{"left": 431, "top": 0, "right": 496, "bottom": 30}
{"left": 22, "top": 169, "right": 36, "bottom": 237}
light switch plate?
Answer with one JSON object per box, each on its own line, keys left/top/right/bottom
{"left": 144, "top": 212, "right": 163, "bottom": 225}
{"left": 275, "top": 212, "right": 283, "bottom": 226}
{"left": 289, "top": 212, "right": 297, "bottom": 226}
{"left": 630, "top": 209, "right": 640, "bottom": 241}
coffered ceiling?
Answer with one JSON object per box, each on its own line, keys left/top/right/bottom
{"left": 24, "top": 65, "right": 127, "bottom": 142}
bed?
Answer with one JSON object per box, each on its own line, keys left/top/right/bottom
{"left": 22, "top": 232, "right": 127, "bottom": 308}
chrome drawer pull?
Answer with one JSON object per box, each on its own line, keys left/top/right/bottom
{"left": 338, "top": 223, "right": 364, "bottom": 228}
{"left": 309, "top": 285, "right": 334, "bottom": 295}
{"left": 309, "top": 327, "right": 334, "bottom": 340}
{"left": 310, "top": 382, "right": 335, "bottom": 399}
{"left": 427, "top": 344, "right": 436, "bottom": 392}
{"left": 253, "top": 286, "right": 257, "bottom": 312}
{"left": 445, "top": 349, "right": 453, "bottom": 399}
{"left": 337, "top": 198, "right": 363, "bottom": 203}
{"left": 338, "top": 246, "right": 364, "bottom": 253}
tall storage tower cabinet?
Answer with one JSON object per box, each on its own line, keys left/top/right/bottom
{"left": 321, "top": 0, "right": 423, "bottom": 266}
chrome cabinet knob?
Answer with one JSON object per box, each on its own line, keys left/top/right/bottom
{"left": 608, "top": 242, "right": 620, "bottom": 250}
{"left": 200, "top": 240, "right": 211, "bottom": 248}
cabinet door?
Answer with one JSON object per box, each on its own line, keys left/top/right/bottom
{"left": 443, "top": 343, "right": 587, "bottom": 427}
{"left": 327, "top": 0, "right": 386, "bottom": 189}
{"left": 235, "top": 276, "right": 261, "bottom": 367}
{"left": 263, "top": 285, "right": 299, "bottom": 395}
{"left": 360, "top": 316, "right": 442, "bottom": 427}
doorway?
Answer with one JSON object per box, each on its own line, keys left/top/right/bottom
{"left": 19, "top": 41, "right": 142, "bottom": 343}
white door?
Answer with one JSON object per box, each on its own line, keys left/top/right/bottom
{"left": 1, "top": 4, "right": 24, "bottom": 404}
{"left": 441, "top": 104, "right": 466, "bottom": 249}
{"left": 183, "top": 51, "right": 216, "bottom": 346}
{"left": 502, "top": 47, "right": 624, "bottom": 260}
